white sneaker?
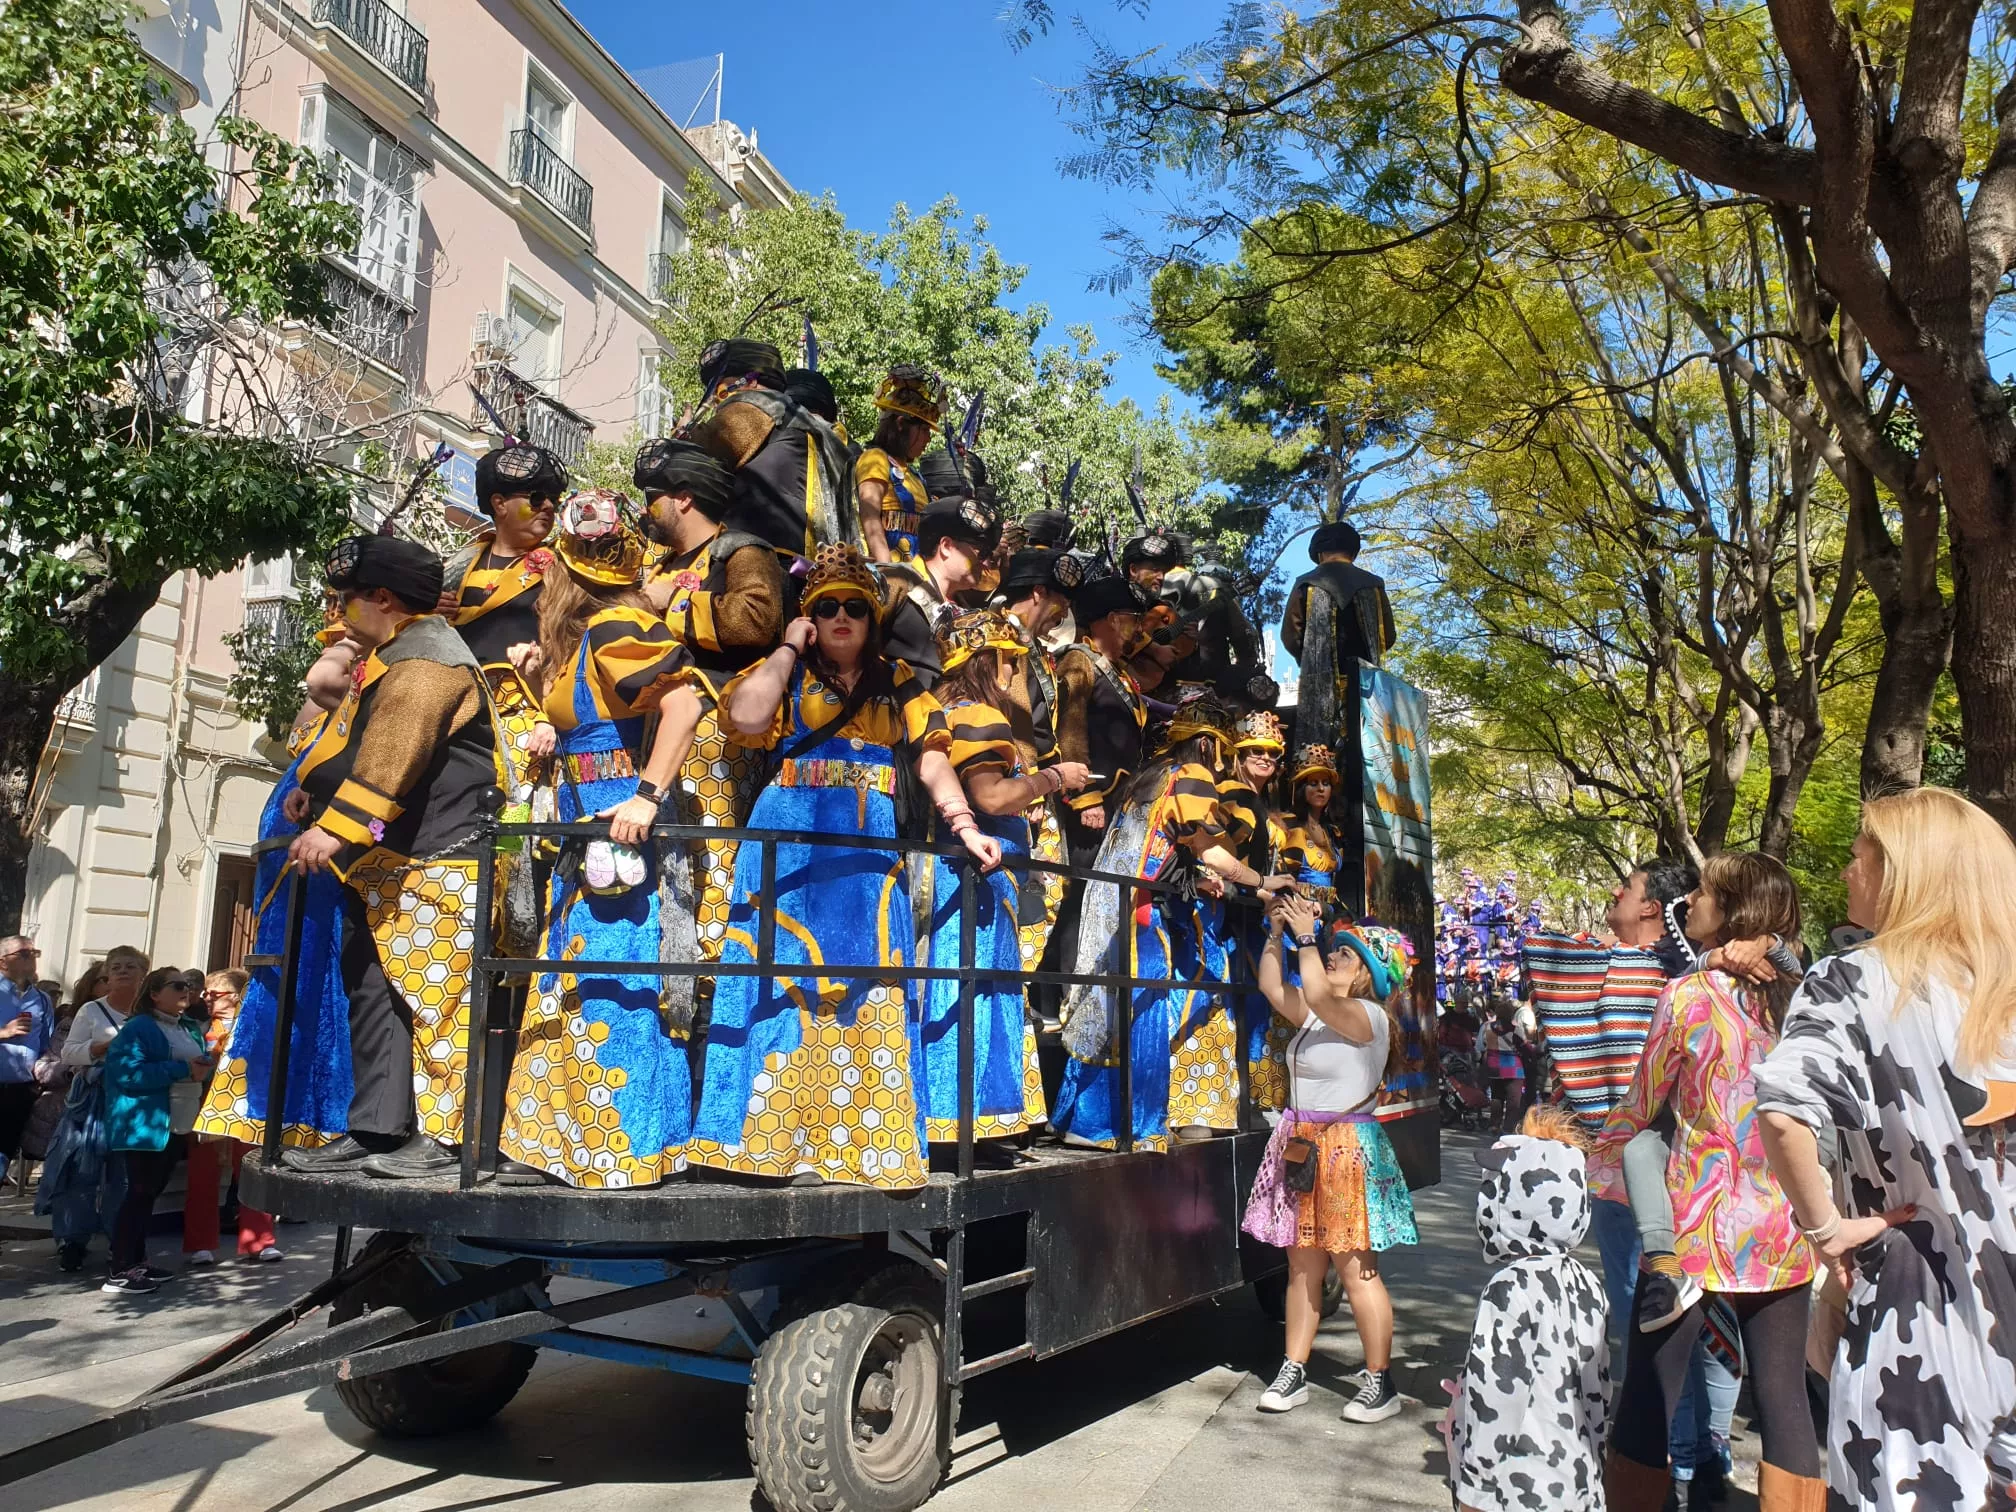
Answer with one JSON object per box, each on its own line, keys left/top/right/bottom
{"left": 186, "top": 1250, "right": 217, "bottom": 1267}
{"left": 254, "top": 1246, "right": 284, "bottom": 1263}
{"left": 1340, "top": 1369, "right": 1403, "bottom": 1423}
{"left": 1257, "top": 1359, "right": 1310, "bottom": 1413}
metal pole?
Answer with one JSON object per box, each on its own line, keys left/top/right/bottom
{"left": 1117, "top": 884, "right": 1135, "bottom": 1156}
{"left": 756, "top": 835, "right": 778, "bottom": 990}
{"left": 458, "top": 833, "right": 497, "bottom": 1190}
{"left": 330, "top": 1224, "right": 352, "bottom": 1279}
{"left": 260, "top": 871, "right": 309, "bottom": 1167}
{"left": 956, "top": 860, "right": 977, "bottom": 1182}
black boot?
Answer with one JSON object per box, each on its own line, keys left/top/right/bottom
{"left": 359, "top": 1133, "right": 457, "bottom": 1180}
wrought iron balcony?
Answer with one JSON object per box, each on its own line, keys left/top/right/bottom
{"left": 309, "top": 0, "right": 427, "bottom": 95}
{"left": 470, "top": 360, "right": 593, "bottom": 466}
{"left": 508, "top": 124, "right": 594, "bottom": 236}
{"left": 648, "top": 252, "right": 679, "bottom": 303}
{"left": 240, "top": 597, "right": 306, "bottom": 650}
{"left": 319, "top": 260, "right": 411, "bottom": 370}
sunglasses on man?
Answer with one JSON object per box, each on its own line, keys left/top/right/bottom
{"left": 811, "top": 597, "right": 873, "bottom": 622}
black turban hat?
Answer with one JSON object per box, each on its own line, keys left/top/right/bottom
{"left": 633, "top": 437, "right": 735, "bottom": 522}
{"left": 1071, "top": 574, "right": 1145, "bottom": 629}
{"left": 917, "top": 497, "right": 1001, "bottom": 559}
{"left": 324, "top": 534, "right": 444, "bottom": 613}
{"left": 998, "top": 548, "right": 1078, "bottom": 596}
{"left": 782, "top": 367, "right": 838, "bottom": 423}
{"left": 1121, "top": 530, "right": 1186, "bottom": 571}
{"left": 699, "top": 338, "right": 785, "bottom": 396}
{"left": 917, "top": 448, "right": 970, "bottom": 502}
{"left": 1020, "top": 509, "right": 1075, "bottom": 550}
{"left": 473, "top": 441, "right": 567, "bottom": 515}
{"left": 1310, "top": 519, "right": 1363, "bottom": 560}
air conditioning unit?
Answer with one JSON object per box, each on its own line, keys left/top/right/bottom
{"left": 471, "top": 309, "right": 511, "bottom": 359}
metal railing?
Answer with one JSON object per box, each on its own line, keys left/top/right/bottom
{"left": 508, "top": 124, "right": 593, "bottom": 235}
{"left": 310, "top": 0, "right": 428, "bottom": 94}
{"left": 469, "top": 360, "right": 592, "bottom": 465}
{"left": 254, "top": 817, "right": 1268, "bottom": 1189}
{"left": 320, "top": 260, "right": 411, "bottom": 370}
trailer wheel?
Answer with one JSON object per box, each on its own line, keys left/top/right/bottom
{"left": 747, "top": 1264, "right": 945, "bottom": 1512}
{"left": 328, "top": 1232, "right": 540, "bottom": 1438}
{"left": 1251, "top": 1264, "right": 1345, "bottom": 1324}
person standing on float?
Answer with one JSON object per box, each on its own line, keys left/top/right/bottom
{"left": 854, "top": 366, "right": 942, "bottom": 564}
{"left": 496, "top": 494, "right": 705, "bottom": 1189}
{"left": 688, "top": 545, "right": 1001, "bottom": 1188}
{"left": 1224, "top": 709, "right": 1291, "bottom": 1110}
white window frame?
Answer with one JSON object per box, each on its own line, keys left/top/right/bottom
{"left": 636, "top": 348, "right": 670, "bottom": 437}
{"left": 651, "top": 186, "right": 687, "bottom": 302}
{"left": 297, "top": 87, "right": 421, "bottom": 304}
{"left": 522, "top": 57, "right": 574, "bottom": 159}
{"left": 501, "top": 264, "right": 565, "bottom": 395}
{"left": 242, "top": 553, "right": 296, "bottom": 602}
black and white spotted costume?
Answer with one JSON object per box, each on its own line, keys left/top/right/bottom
{"left": 1447, "top": 1133, "right": 1610, "bottom": 1512}
{"left": 1753, "top": 948, "right": 2016, "bottom": 1512}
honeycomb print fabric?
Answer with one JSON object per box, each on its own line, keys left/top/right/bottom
{"left": 1446, "top": 1133, "right": 1609, "bottom": 1512}
{"left": 1752, "top": 949, "right": 2016, "bottom": 1512}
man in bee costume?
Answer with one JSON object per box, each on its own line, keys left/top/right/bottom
{"left": 283, "top": 535, "right": 496, "bottom": 1180}
{"left": 635, "top": 437, "right": 786, "bottom": 967}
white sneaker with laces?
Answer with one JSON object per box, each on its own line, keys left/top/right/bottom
{"left": 1257, "top": 1359, "right": 1310, "bottom": 1413}
{"left": 1340, "top": 1369, "right": 1403, "bottom": 1423}
{"left": 187, "top": 1249, "right": 217, "bottom": 1267}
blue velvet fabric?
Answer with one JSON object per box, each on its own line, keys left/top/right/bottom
{"left": 205, "top": 749, "right": 353, "bottom": 1144}
{"left": 919, "top": 809, "right": 1031, "bottom": 1140}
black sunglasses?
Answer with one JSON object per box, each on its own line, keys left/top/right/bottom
{"left": 812, "top": 597, "right": 873, "bottom": 622}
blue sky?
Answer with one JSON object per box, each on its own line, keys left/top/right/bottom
{"left": 568, "top": 0, "right": 1229, "bottom": 410}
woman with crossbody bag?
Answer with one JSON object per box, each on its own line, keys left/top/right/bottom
{"left": 1244, "top": 892, "right": 1419, "bottom": 1421}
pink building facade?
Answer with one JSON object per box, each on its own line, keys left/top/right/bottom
{"left": 21, "top": 0, "right": 791, "bottom": 985}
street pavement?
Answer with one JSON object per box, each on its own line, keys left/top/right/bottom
{"left": 0, "top": 1132, "right": 1765, "bottom": 1511}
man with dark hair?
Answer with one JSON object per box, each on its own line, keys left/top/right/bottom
{"left": 878, "top": 497, "right": 1001, "bottom": 689}
{"left": 635, "top": 438, "right": 786, "bottom": 963}
{"left": 283, "top": 535, "right": 495, "bottom": 1181}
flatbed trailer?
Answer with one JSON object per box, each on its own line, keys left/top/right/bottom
{"left": 0, "top": 808, "right": 1422, "bottom": 1511}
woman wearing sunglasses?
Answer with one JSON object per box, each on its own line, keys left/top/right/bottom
{"left": 690, "top": 544, "right": 1002, "bottom": 1189}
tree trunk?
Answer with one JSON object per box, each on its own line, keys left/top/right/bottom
{"left": 1758, "top": 706, "right": 1826, "bottom": 859}
{"left": 1950, "top": 520, "right": 2016, "bottom": 822}
{"left": 0, "top": 574, "right": 168, "bottom": 933}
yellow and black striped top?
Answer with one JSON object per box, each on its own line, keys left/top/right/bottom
{"left": 452, "top": 540, "right": 547, "bottom": 667}
{"left": 544, "top": 607, "right": 697, "bottom": 731}
{"left": 1215, "top": 778, "right": 1268, "bottom": 852}
{"left": 943, "top": 699, "right": 1019, "bottom": 782}
{"left": 723, "top": 657, "right": 952, "bottom": 759}
{"left": 1158, "top": 761, "right": 1230, "bottom": 853}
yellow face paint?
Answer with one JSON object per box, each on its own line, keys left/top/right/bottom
{"left": 339, "top": 597, "right": 367, "bottom": 626}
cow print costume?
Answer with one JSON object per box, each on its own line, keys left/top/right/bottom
{"left": 1447, "top": 1133, "right": 1609, "bottom": 1512}
{"left": 1753, "top": 948, "right": 2016, "bottom": 1512}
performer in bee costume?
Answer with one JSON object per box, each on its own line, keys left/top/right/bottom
{"left": 498, "top": 494, "right": 706, "bottom": 1189}
{"left": 855, "top": 365, "right": 942, "bottom": 564}
{"left": 1282, "top": 518, "right": 1396, "bottom": 760}
{"left": 878, "top": 496, "right": 1003, "bottom": 690}
{"left": 634, "top": 438, "right": 786, "bottom": 968}
{"left": 1224, "top": 710, "right": 1291, "bottom": 1109}
{"left": 1051, "top": 695, "right": 1292, "bottom": 1150}
{"left": 916, "top": 611, "right": 1090, "bottom": 1154}
{"left": 689, "top": 545, "right": 1001, "bottom": 1189}
{"left": 281, "top": 536, "right": 496, "bottom": 1181}
{"left": 1120, "top": 530, "right": 1188, "bottom": 693}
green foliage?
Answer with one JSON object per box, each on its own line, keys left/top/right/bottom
{"left": 223, "top": 594, "right": 329, "bottom": 742}
{"left": 650, "top": 185, "right": 1229, "bottom": 560}
{"left": 0, "top": 0, "right": 360, "bottom": 690}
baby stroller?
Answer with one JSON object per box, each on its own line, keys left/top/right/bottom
{"left": 1438, "top": 1049, "right": 1492, "bottom": 1131}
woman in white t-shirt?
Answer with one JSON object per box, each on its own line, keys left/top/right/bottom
{"left": 1244, "top": 892, "right": 1420, "bottom": 1422}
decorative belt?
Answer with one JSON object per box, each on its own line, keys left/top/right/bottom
{"left": 565, "top": 748, "right": 636, "bottom": 784}
{"left": 777, "top": 756, "right": 897, "bottom": 826}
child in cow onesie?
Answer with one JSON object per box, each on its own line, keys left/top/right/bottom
{"left": 1445, "top": 1106, "right": 1610, "bottom": 1512}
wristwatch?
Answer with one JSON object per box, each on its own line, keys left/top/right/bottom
{"left": 1293, "top": 934, "right": 1319, "bottom": 950}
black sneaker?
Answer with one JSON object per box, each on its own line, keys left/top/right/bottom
{"left": 56, "top": 1243, "right": 86, "bottom": 1273}
{"left": 1257, "top": 1358, "right": 1309, "bottom": 1412}
{"left": 1340, "top": 1369, "right": 1402, "bottom": 1422}
{"left": 282, "top": 1135, "right": 375, "bottom": 1173}
{"left": 1637, "top": 1256, "right": 1704, "bottom": 1333}
{"left": 140, "top": 1265, "right": 174, "bottom": 1282}
{"left": 360, "top": 1134, "right": 457, "bottom": 1180}
{"left": 101, "top": 1267, "right": 158, "bottom": 1295}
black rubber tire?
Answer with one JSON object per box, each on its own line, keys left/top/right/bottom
{"left": 746, "top": 1263, "right": 946, "bottom": 1512}
{"left": 327, "top": 1232, "right": 540, "bottom": 1438}
{"left": 1251, "top": 1263, "right": 1345, "bottom": 1324}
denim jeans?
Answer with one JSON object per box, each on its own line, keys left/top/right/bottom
{"left": 50, "top": 1149, "right": 125, "bottom": 1249}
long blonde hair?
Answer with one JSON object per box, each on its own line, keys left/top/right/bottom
{"left": 1860, "top": 787, "right": 2016, "bottom": 1071}
{"left": 535, "top": 566, "right": 650, "bottom": 700}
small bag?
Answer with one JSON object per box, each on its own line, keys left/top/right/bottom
{"left": 1280, "top": 1134, "right": 1318, "bottom": 1193}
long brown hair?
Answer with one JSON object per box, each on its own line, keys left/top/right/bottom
{"left": 69, "top": 960, "right": 106, "bottom": 1010}
{"left": 1699, "top": 851, "right": 1803, "bottom": 1028}
{"left": 1860, "top": 787, "right": 2016, "bottom": 1072}
{"left": 535, "top": 566, "right": 652, "bottom": 701}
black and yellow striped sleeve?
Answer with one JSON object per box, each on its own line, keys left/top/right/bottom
{"left": 890, "top": 661, "right": 952, "bottom": 756}
{"left": 1165, "top": 762, "right": 1229, "bottom": 851}
{"left": 588, "top": 608, "right": 694, "bottom": 718}
{"left": 945, "top": 701, "right": 1017, "bottom": 780}
{"left": 1215, "top": 780, "right": 1261, "bottom": 849}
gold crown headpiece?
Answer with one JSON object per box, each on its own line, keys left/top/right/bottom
{"left": 553, "top": 490, "right": 646, "bottom": 587}
{"left": 939, "top": 608, "right": 1029, "bottom": 674}
{"left": 1162, "top": 691, "right": 1239, "bottom": 767}
{"left": 1234, "top": 710, "right": 1285, "bottom": 752}
{"left": 873, "top": 365, "right": 945, "bottom": 427}
{"left": 1292, "top": 743, "right": 1340, "bottom": 784}
{"left": 801, "top": 542, "right": 882, "bottom": 617}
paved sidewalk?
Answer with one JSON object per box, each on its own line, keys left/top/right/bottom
{"left": 0, "top": 1133, "right": 1765, "bottom": 1511}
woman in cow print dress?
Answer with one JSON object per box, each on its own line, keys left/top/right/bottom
{"left": 1756, "top": 787, "right": 2016, "bottom": 1512}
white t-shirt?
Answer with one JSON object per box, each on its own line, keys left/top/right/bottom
{"left": 156, "top": 1017, "right": 206, "bottom": 1135}
{"left": 1284, "top": 1001, "right": 1390, "bottom": 1113}
{"left": 60, "top": 998, "right": 128, "bottom": 1068}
